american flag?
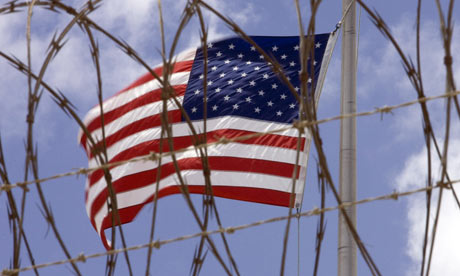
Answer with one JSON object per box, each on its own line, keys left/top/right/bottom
{"left": 78, "top": 34, "right": 332, "bottom": 249}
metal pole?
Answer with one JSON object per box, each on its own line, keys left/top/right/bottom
{"left": 338, "top": 0, "right": 357, "bottom": 275}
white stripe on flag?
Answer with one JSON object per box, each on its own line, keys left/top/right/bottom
{"left": 80, "top": 71, "right": 191, "bottom": 134}
{"left": 93, "top": 170, "right": 298, "bottom": 234}
{"left": 85, "top": 142, "right": 308, "bottom": 214}
{"left": 85, "top": 98, "right": 182, "bottom": 147}
{"left": 87, "top": 116, "right": 303, "bottom": 168}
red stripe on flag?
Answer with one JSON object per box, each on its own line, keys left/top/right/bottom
{"left": 87, "top": 132, "right": 305, "bottom": 187}
{"left": 88, "top": 110, "right": 182, "bottom": 159}
{"left": 81, "top": 85, "right": 187, "bottom": 151}
{"left": 98, "top": 185, "right": 291, "bottom": 249}
{"left": 89, "top": 156, "right": 300, "bottom": 221}
{"left": 117, "top": 60, "right": 193, "bottom": 95}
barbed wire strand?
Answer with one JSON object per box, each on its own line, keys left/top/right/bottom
{"left": 2, "top": 178, "right": 458, "bottom": 276}
{"left": 0, "top": 89, "right": 458, "bottom": 194}
{"left": 0, "top": 1, "right": 458, "bottom": 276}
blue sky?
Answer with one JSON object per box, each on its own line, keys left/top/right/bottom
{"left": 1, "top": 0, "right": 459, "bottom": 275}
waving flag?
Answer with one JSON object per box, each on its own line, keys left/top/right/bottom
{"left": 78, "top": 33, "right": 336, "bottom": 248}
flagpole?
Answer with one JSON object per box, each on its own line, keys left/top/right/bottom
{"left": 338, "top": 0, "right": 357, "bottom": 275}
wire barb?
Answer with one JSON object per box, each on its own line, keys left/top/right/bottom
{"left": 0, "top": 90, "right": 458, "bottom": 193}
{"left": 3, "top": 178, "right": 459, "bottom": 275}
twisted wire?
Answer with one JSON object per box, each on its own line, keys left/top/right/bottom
{"left": 1, "top": 90, "right": 458, "bottom": 193}
{"left": 2, "top": 178, "right": 457, "bottom": 275}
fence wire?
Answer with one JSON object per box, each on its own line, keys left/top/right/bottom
{"left": 0, "top": 0, "right": 459, "bottom": 275}
{"left": 2, "top": 178, "right": 458, "bottom": 275}
{"left": 1, "top": 90, "right": 458, "bottom": 194}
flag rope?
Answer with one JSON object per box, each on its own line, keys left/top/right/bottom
{"left": 333, "top": 0, "right": 355, "bottom": 34}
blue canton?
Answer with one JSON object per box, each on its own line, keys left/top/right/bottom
{"left": 183, "top": 34, "right": 330, "bottom": 124}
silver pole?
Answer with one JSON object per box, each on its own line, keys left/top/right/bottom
{"left": 338, "top": 0, "right": 357, "bottom": 275}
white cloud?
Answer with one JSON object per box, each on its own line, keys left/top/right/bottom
{"left": 88, "top": 0, "right": 157, "bottom": 43}
{"left": 396, "top": 138, "right": 460, "bottom": 275}
{"left": 0, "top": 12, "right": 33, "bottom": 139}
{"left": 184, "top": 0, "right": 261, "bottom": 49}
{"left": 357, "top": 17, "right": 460, "bottom": 142}
{"left": 0, "top": 1, "right": 165, "bottom": 142}
{"left": 388, "top": 15, "right": 460, "bottom": 275}
{"left": 0, "top": 0, "right": 264, "bottom": 145}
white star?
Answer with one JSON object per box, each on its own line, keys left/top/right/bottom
{"left": 194, "top": 89, "right": 200, "bottom": 95}
{"left": 211, "top": 66, "right": 217, "bottom": 71}
{"left": 216, "top": 51, "right": 222, "bottom": 57}
{"left": 290, "top": 61, "right": 296, "bottom": 67}
{"left": 308, "top": 78, "right": 312, "bottom": 83}
{"left": 313, "top": 60, "right": 318, "bottom": 66}
{"left": 199, "top": 74, "right": 204, "bottom": 79}
{"left": 272, "top": 45, "right": 278, "bottom": 51}
{"left": 245, "top": 97, "right": 252, "bottom": 103}
{"left": 233, "top": 66, "right": 239, "bottom": 71}
{"left": 237, "top": 53, "right": 244, "bottom": 59}
{"left": 254, "top": 66, "right": 261, "bottom": 71}
{"left": 224, "top": 95, "right": 230, "bottom": 101}
{"left": 191, "top": 107, "right": 197, "bottom": 113}
{"left": 315, "top": 42, "right": 321, "bottom": 48}
{"left": 263, "top": 73, "right": 269, "bottom": 79}
{"left": 276, "top": 110, "right": 283, "bottom": 116}
{"left": 215, "top": 87, "right": 221, "bottom": 93}
{"left": 233, "top": 103, "right": 239, "bottom": 110}
{"left": 254, "top": 107, "right": 261, "bottom": 113}
{"left": 294, "top": 45, "right": 299, "bottom": 51}
{"left": 272, "top": 83, "right": 278, "bottom": 89}
{"left": 207, "top": 42, "right": 213, "bottom": 48}
{"left": 236, "top": 88, "right": 243, "bottom": 93}
{"left": 220, "top": 73, "right": 226, "bottom": 78}
{"left": 224, "top": 59, "right": 230, "bottom": 64}
{"left": 228, "top": 79, "right": 234, "bottom": 85}
{"left": 267, "top": 101, "right": 274, "bottom": 107}
{"left": 287, "top": 76, "right": 291, "bottom": 81}
{"left": 295, "top": 86, "right": 300, "bottom": 92}
{"left": 250, "top": 46, "right": 256, "bottom": 51}
{"left": 281, "top": 54, "right": 287, "bottom": 60}
{"left": 241, "top": 72, "right": 247, "bottom": 77}
{"left": 207, "top": 80, "right": 213, "bottom": 86}
{"left": 229, "top": 43, "right": 235, "bottom": 49}
{"left": 259, "top": 55, "right": 264, "bottom": 59}
{"left": 280, "top": 94, "right": 287, "bottom": 99}
{"left": 249, "top": 80, "right": 256, "bottom": 86}
{"left": 246, "top": 61, "right": 252, "bottom": 65}
{"left": 289, "top": 103, "right": 296, "bottom": 109}
{"left": 212, "top": 105, "right": 218, "bottom": 111}
{"left": 258, "top": 90, "right": 265, "bottom": 96}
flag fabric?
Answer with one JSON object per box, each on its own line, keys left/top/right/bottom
{"left": 78, "top": 33, "right": 334, "bottom": 249}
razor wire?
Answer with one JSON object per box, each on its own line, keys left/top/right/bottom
{"left": 1, "top": 0, "right": 459, "bottom": 275}
{"left": 2, "top": 178, "right": 458, "bottom": 275}
{"left": 1, "top": 89, "right": 458, "bottom": 193}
